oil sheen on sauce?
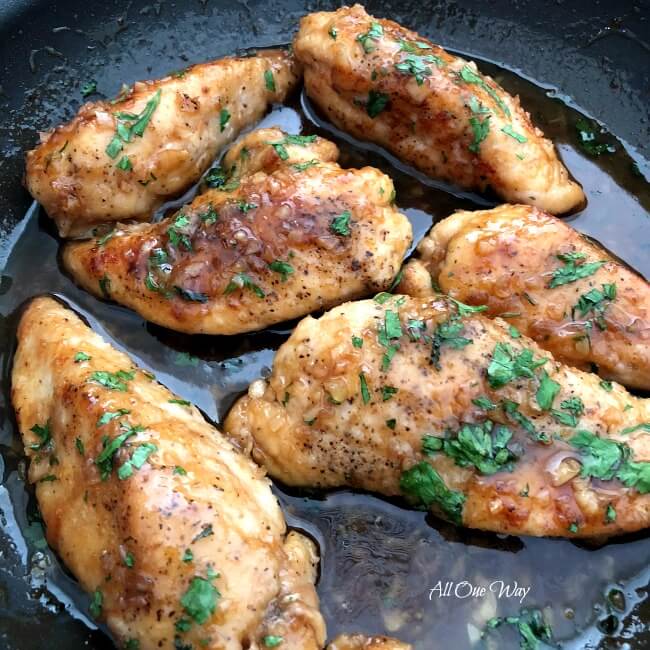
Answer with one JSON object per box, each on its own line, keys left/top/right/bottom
{"left": 0, "top": 52, "right": 649, "bottom": 650}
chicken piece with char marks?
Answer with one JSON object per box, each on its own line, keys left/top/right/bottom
{"left": 225, "top": 295, "right": 650, "bottom": 539}
{"left": 294, "top": 5, "right": 584, "bottom": 214}
{"left": 63, "top": 128, "right": 412, "bottom": 335}
{"left": 399, "top": 204, "right": 650, "bottom": 390}
{"left": 25, "top": 50, "right": 299, "bottom": 237}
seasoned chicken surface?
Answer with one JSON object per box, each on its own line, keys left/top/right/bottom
{"left": 12, "top": 296, "right": 326, "bottom": 650}
{"left": 398, "top": 204, "right": 650, "bottom": 390}
{"left": 225, "top": 296, "right": 650, "bottom": 538}
{"left": 63, "top": 128, "right": 412, "bottom": 335}
{"left": 294, "top": 5, "right": 584, "bottom": 215}
{"left": 25, "top": 50, "right": 299, "bottom": 237}
{"left": 328, "top": 636, "right": 411, "bottom": 650}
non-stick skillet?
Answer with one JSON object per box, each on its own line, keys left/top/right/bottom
{"left": 1, "top": 1, "right": 649, "bottom": 649}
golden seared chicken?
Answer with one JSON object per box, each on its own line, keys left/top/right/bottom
{"left": 12, "top": 296, "right": 327, "bottom": 650}
{"left": 225, "top": 295, "right": 650, "bottom": 539}
{"left": 25, "top": 50, "right": 299, "bottom": 237}
{"left": 399, "top": 204, "right": 650, "bottom": 390}
{"left": 62, "top": 128, "right": 412, "bottom": 335}
{"left": 294, "top": 5, "right": 584, "bottom": 214}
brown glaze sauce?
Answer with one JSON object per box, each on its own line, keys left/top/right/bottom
{"left": 0, "top": 49, "right": 649, "bottom": 649}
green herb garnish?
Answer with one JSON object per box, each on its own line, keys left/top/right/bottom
{"left": 356, "top": 22, "right": 383, "bottom": 53}
{"left": 90, "top": 370, "right": 134, "bottom": 392}
{"left": 219, "top": 108, "right": 230, "bottom": 132}
{"left": 97, "top": 409, "right": 131, "bottom": 427}
{"left": 74, "top": 351, "right": 91, "bottom": 363}
{"left": 535, "top": 370, "right": 560, "bottom": 411}
{"left": 549, "top": 252, "right": 605, "bottom": 289}
{"left": 366, "top": 90, "right": 389, "bottom": 118}
{"left": 329, "top": 210, "right": 352, "bottom": 236}
{"left": 458, "top": 65, "right": 510, "bottom": 117}
{"left": 181, "top": 576, "right": 220, "bottom": 625}
{"left": 224, "top": 273, "right": 265, "bottom": 298}
{"left": 487, "top": 343, "right": 546, "bottom": 389}
{"left": 268, "top": 260, "right": 294, "bottom": 282}
{"left": 264, "top": 69, "right": 276, "bottom": 92}
{"left": 400, "top": 462, "right": 465, "bottom": 524}
{"left": 359, "top": 373, "right": 371, "bottom": 404}
{"left": 501, "top": 124, "right": 527, "bottom": 143}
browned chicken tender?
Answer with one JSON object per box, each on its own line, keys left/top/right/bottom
{"left": 328, "top": 635, "right": 412, "bottom": 650}
{"left": 294, "top": 5, "right": 584, "bottom": 214}
{"left": 225, "top": 295, "right": 650, "bottom": 539}
{"left": 399, "top": 204, "right": 650, "bottom": 390}
{"left": 25, "top": 50, "right": 299, "bottom": 237}
{"left": 62, "top": 128, "right": 412, "bottom": 335}
{"left": 11, "top": 296, "right": 326, "bottom": 650}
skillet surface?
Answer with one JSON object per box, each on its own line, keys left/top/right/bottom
{"left": 0, "top": 1, "right": 649, "bottom": 648}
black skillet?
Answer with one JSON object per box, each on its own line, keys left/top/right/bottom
{"left": 1, "top": 1, "right": 649, "bottom": 648}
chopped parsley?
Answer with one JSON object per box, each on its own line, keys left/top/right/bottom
{"left": 328, "top": 25, "right": 337, "bottom": 39}
{"left": 224, "top": 273, "right": 265, "bottom": 298}
{"left": 263, "top": 637, "right": 284, "bottom": 648}
{"left": 431, "top": 317, "right": 472, "bottom": 371}
{"left": 192, "top": 524, "right": 214, "bottom": 543}
{"left": 181, "top": 575, "right": 220, "bottom": 625}
{"left": 382, "top": 386, "right": 398, "bottom": 401}
{"left": 620, "top": 423, "right": 650, "bottom": 435}
{"left": 487, "top": 343, "right": 546, "bottom": 389}
{"left": 99, "top": 275, "right": 111, "bottom": 298}
{"left": 356, "top": 22, "right": 383, "bottom": 53}
{"left": 97, "top": 409, "right": 131, "bottom": 427}
{"left": 75, "top": 437, "right": 85, "bottom": 455}
{"left": 74, "top": 351, "right": 91, "bottom": 362}
{"left": 116, "top": 155, "right": 132, "bottom": 171}
{"left": 535, "top": 370, "right": 560, "bottom": 411}
{"left": 89, "top": 589, "right": 103, "bottom": 618}
{"left": 448, "top": 297, "right": 487, "bottom": 317}
{"left": 266, "top": 133, "right": 317, "bottom": 160}
{"left": 378, "top": 308, "right": 403, "bottom": 371}
{"left": 169, "top": 399, "right": 191, "bottom": 407}
{"left": 600, "top": 380, "right": 613, "bottom": 392}
{"left": 29, "top": 422, "right": 51, "bottom": 451}
{"left": 90, "top": 370, "right": 135, "bottom": 392}
{"left": 117, "top": 443, "right": 157, "bottom": 480}
{"left": 351, "top": 335, "right": 363, "bottom": 348}
{"left": 508, "top": 325, "right": 521, "bottom": 339}
{"left": 366, "top": 90, "right": 389, "bottom": 118}
{"left": 80, "top": 80, "right": 97, "bottom": 97}
{"left": 606, "top": 503, "right": 616, "bottom": 523}
{"left": 386, "top": 418, "right": 397, "bottom": 429}
{"left": 124, "top": 551, "right": 135, "bottom": 568}
{"left": 400, "top": 462, "right": 466, "bottom": 524}
{"left": 174, "top": 466, "right": 188, "bottom": 476}
{"left": 95, "top": 424, "right": 144, "bottom": 480}
{"left": 572, "top": 283, "right": 616, "bottom": 330}
{"left": 423, "top": 420, "right": 516, "bottom": 475}
{"left": 399, "top": 40, "right": 433, "bottom": 54}
{"left": 329, "top": 210, "right": 352, "bottom": 236}
{"left": 468, "top": 115, "right": 490, "bottom": 153}
{"left": 359, "top": 373, "right": 371, "bottom": 404}
{"left": 472, "top": 395, "right": 497, "bottom": 411}
{"left": 458, "top": 65, "right": 510, "bottom": 117}
{"left": 268, "top": 260, "right": 294, "bottom": 282}
{"left": 264, "top": 69, "right": 276, "bottom": 92}
{"left": 219, "top": 108, "right": 230, "bottom": 132}
{"left": 105, "top": 89, "right": 161, "bottom": 159}
{"left": 486, "top": 608, "right": 554, "bottom": 649}
{"left": 182, "top": 549, "right": 194, "bottom": 563}
{"left": 292, "top": 159, "right": 319, "bottom": 172}
{"left": 501, "top": 124, "right": 527, "bottom": 143}
{"left": 576, "top": 118, "right": 616, "bottom": 157}
{"left": 167, "top": 214, "right": 193, "bottom": 251}
{"left": 395, "top": 53, "right": 442, "bottom": 85}
{"left": 502, "top": 399, "right": 548, "bottom": 442}
{"left": 548, "top": 252, "right": 605, "bottom": 289}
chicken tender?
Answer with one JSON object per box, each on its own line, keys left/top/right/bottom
{"left": 225, "top": 295, "right": 650, "bottom": 538}
{"left": 399, "top": 204, "right": 650, "bottom": 390}
{"left": 25, "top": 50, "right": 299, "bottom": 237}
{"left": 294, "top": 5, "right": 584, "bottom": 214}
{"left": 11, "top": 296, "right": 326, "bottom": 650}
{"left": 62, "top": 128, "right": 412, "bottom": 335}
